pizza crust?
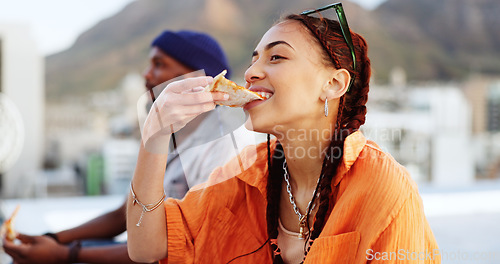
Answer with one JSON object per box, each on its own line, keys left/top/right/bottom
{"left": 205, "top": 70, "right": 263, "bottom": 107}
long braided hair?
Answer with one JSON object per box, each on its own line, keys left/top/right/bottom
{"left": 265, "top": 14, "right": 371, "bottom": 263}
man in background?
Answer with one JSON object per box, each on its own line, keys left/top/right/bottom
{"left": 3, "top": 30, "right": 251, "bottom": 264}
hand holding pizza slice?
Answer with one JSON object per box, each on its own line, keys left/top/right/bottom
{"left": 205, "top": 70, "right": 267, "bottom": 107}
{"left": 1, "top": 205, "right": 20, "bottom": 242}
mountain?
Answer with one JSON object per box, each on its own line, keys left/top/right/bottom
{"left": 45, "top": 0, "right": 500, "bottom": 100}
{"left": 374, "top": 0, "right": 500, "bottom": 81}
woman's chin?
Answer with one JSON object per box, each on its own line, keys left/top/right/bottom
{"left": 244, "top": 118, "right": 257, "bottom": 131}
{"left": 244, "top": 116, "right": 265, "bottom": 133}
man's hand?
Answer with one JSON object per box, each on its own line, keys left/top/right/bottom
{"left": 3, "top": 233, "right": 70, "bottom": 264}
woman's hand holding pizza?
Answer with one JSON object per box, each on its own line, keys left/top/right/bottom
{"left": 142, "top": 76, "right": 228, "bottom": 152}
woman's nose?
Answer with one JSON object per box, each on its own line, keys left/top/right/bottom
{"left": 244, "top": 60, "right": 265, "bottom": 84}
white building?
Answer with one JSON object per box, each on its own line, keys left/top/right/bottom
{"left": 101, "top": 73, "right": 143, "bottom": 195}
{"left": 44, "top": 73, "right": 144, "bottom": 196}
{"left": 365, "top": 83, "right": 474, "bottom": 187}
{"left": 0, "top": 24, "right": 44, "bottom": 198}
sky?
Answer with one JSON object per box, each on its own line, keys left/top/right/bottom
{"left": 0, "top": 0, "right": 136, "bottom": 55}
{"left": 0, "top": 0, "right": 385, "bottom": 57}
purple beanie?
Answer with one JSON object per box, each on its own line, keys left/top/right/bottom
{"left": 151, "top": 30, "right": 231, "bottom": 78}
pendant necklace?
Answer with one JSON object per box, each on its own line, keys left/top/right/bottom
{"left": 282, "top": 159, "right": 321, "bottom": 239}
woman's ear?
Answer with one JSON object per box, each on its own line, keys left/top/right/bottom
{"left": 321, "top": 69, "right": 350, "bottom": 101}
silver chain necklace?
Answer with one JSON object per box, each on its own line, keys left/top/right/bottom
{"left": 283, "top": 160, "right": 321, "bottom": 239}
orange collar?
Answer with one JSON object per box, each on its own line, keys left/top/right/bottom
{"left": 335, "top": 130, "right": 367, "bottom": 186}
{"left": 234, "top": 130, "right": 368, "bottom": 197}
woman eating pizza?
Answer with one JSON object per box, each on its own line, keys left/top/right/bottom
{"left": 126, "top": 3, "right": 440, "bottom": 263}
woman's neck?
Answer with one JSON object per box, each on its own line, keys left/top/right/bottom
{"left": 278, "top": 123, "right": 333, "bottom": 195}
{"left": 276, "top": 124, "right": 333, "bottom": 234}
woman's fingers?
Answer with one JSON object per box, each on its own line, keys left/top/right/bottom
{"left": 163, "top": 102, "right": 215, "bottom": 124}
{"left": 179, "top": 102, "right": 218, "bottom": 116}
{"left": 181, "top": 86, "right": 205, "bottom": 94}
{"left": 169, "top": 91, "right": 228, "bottom": 106}
{"left": 155, "top": 91, "right": 227, "bottom": 123}
{"left": 211, "top": 91, "right": 230, "bottom": 102}
{"left": 167, "top": 76, "right": 213, "bottom": 93}
{"left": 141, "top": 76, "right": 228, "bottom": 148}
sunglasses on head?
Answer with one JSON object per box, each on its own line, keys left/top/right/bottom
{"left": 301, "top": 2, "right": 356, "bottom": 92}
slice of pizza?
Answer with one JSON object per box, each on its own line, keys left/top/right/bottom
{"left": 1, "top": 205, "right": 20, "bottom": 242}
{"left": 205, "top": 70, "right": 267, "bottom": 107}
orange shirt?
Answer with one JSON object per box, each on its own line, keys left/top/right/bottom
{"left": 161, "top": 131, "right": 440, "bottom": 263}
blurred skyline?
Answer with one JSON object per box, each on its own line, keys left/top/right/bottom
{"left": 0, "top": 0, "right": 385, "bottom": 56}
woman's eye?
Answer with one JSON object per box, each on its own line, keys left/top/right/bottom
{"left": 270, "top": 55, "right": 285, "bottom": 61}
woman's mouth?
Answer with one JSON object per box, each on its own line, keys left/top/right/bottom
{"left": 255, "top": 91, "right": 273, "bottom": 100}
{"left": 244, "top": 89, "right": 273, "bottom": 110}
